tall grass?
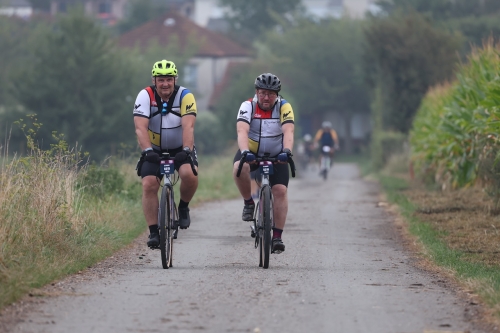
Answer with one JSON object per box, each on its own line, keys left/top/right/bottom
{"left": 0, "top": 133, "right": 144, "bottom": 308}
{"left": 0, "top": 137, "right": 241, "bottom": 309}
{"left": 410, "top": 39, "right": 500, "bottom": 194}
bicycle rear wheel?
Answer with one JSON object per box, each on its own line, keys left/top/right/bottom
{"left": 260, "top": 185, "right": 272, "bottom": 269}
{"left": 159, "top": 185, "right": 173, "bottom": 269}
{"left": 320, "top": 156, "right": 329, "bottom": 180}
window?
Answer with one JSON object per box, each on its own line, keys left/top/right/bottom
{"left": 58, "top": 1, "right": 67, "bottom": 13}
{"left": 99, "top": 1, "right": 112, "bottom": 14}
{"left": 183, "top": 64, "right": 198, "bottom": 90}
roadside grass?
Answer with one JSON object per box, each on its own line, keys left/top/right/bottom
{"left": 190, "top": 151, "right": 240, "bottom": 204}
{"left": 375, "top": 157, "right": 500, "bottom": 318}
{"left": 336, "top": 152, "right": 372, "bottom": 176}
{"left": 0, "top": 146, "right": 239, "bottom": 310}
{"left": 0, "top": 147, "right": 145, "bottom": 309}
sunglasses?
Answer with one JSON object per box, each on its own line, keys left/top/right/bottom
{"left": 161, "top": 102, "right": 168, "bottom": 115}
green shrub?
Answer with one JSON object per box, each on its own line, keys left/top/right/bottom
{"left": 78, "top": 165, "right": 125, "bottom": 199}
{"left": 371, "top": 130, "right": 407, "bottom": 170}
{"left": 194, "top": 111, "right": 226, "bottom": 155}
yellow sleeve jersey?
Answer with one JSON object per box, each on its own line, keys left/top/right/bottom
{"left": 236, "top": 96, "right": 294, "bottom": 157}
{"left": 314, "top": 129, "right": 338, "bottom": 147}
{"left": 133, "top": 85, "right": 197, "bottom": 151}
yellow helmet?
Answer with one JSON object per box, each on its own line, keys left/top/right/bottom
{"left": 152, "top": 60, "right": 178, "bottom": 77}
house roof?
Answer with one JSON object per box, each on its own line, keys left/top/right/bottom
{"left": 118, "top": 11, "right": 251, "bottom": 58}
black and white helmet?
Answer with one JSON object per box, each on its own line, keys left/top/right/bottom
{"left": 255, "top": 73, "right": 281, "bottom": 92}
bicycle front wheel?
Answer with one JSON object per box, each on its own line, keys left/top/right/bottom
{"left": 159, "top": 185, "right": 173, "bottom": 269}
{"left": 260, "top": 185, "right": 272, "bottom": 269}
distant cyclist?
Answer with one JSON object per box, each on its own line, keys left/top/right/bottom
{"left": 133, "top": 59, "right": 199, "bottom": 248}
{"left": 232, "top": 73, "right": 294, "bottom": 254}
{"left": 314, "top": 121, "right": 340, "bottom": 166}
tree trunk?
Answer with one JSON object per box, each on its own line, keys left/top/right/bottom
{"left": 343, "top": 112, "right": 353, "bottom": 155}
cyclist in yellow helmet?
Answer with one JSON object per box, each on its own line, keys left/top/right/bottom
{"left": 133, "top": 59, "right": 199, "bottom": 248}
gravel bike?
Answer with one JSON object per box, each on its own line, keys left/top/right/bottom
{"left": 237, "top": 153, "right": 295, "bottom": 269}
{"left": 157, "top": 153, "right": 197, "bottom": 269}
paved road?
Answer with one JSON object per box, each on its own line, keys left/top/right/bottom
{"left": 4, "top": 163, "right": 490, "bottom": 333}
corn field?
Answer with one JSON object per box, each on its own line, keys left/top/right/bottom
{"left": 410, "top": 40, "right": 500, "bottom": 199}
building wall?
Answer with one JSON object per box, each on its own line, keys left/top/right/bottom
{"left": 0, "top": 6, "right": 32, "bottom": 18}
{"left": 50, "top": 0, "right": 127, "bottom": 20}
{"left": 343, "top": 0, "right": 374, "bottom": 18}
{"left": 186, "top": 56, "right": 249, "bottom": 111}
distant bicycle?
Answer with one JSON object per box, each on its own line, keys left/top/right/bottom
{"left": 237, "top": 153, "right": 295, "bottom": 269}
{"left": 319, "top": 146, "right": 332, "bottom": 180}
{"left": 156, "top": 153, "right": 197, "bottom": 269}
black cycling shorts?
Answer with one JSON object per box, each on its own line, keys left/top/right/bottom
{"left": 233, "top": 150, "right": 289, "bottom": 187}
{"left": 140, "top": 146, "right": 198, "bottom": 179}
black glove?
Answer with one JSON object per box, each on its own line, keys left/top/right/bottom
{"left": 277, "top": 148, "right": 292, "bottom": 163}
{"left": 174, "top": 147, "right": 192, "bottom": 163}
{"left": 142, "top": 149, "right": 160, "bottom": 163}
{"left": 241, "top": 149, "right": 256, "bottom": 163}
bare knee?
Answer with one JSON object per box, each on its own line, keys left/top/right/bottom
{"left": 272, "top": 185, "right": 287, "bottom": 199}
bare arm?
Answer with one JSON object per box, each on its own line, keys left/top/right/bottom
{"left": 331, "top": 130, "right": 340, "bottom": 147}
{"left": 282, "top": 123, "right": 294, "bottom": 152}
{"left": 182, "top": 115, "right": 196, "bottom": 150}
{"left": 134, "top": 117, "right": 151, "bottom": 150}
{"left": 236, "top": 121, "right": 251, "bottom": 152}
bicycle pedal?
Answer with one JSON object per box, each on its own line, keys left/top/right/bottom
{"left": 272, "top": 249, "right": 283, "bottom": 254}
{"left": 173, "top": 229, "right": 178, "bottom": 239}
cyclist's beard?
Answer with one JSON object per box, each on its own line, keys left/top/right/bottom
{"left": 258, "top": 101, "right": 275, "bottom": 111}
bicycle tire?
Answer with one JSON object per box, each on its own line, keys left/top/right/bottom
{"left": 159, "top": 185, "right": 173, "bottom": 269}
{"left": 169, "top": 194, "right": 177, "bottom": 268}
{"left": 321, "top": 156, "right": 329, "bottom": 180}
{"left": 261, "top": 185, "right": 272, "bottom": 269}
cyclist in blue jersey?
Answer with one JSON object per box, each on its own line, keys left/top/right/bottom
{"left": 314, "top": 121, "right": 340, "bottom": 167}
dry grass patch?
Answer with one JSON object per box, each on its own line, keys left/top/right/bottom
{"left": 405, "top": 186, "right": 500, "bottom": 267}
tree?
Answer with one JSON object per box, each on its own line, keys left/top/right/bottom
{"left": 263, "top": 18, "right": 370, "bottom": 153}
{"left": 117, "top": 0, "right": 167, "bottom": 34}
{"left": 27, "top": 0, "right": 51, "bottom": 11}
{"left": 376, "top": 0, "right": 500, "bottom": 20}
{"left": 0, "top": 17, "right": 33, "bottom": 108}
{"left": 218, "top": 0, "right": 302, "bottom": 43}
{"left": 7, "top": 9, "right": 136, "bottom": 160}
{"left": 375, "top": 0, "right": 500, "bottom": 54}
{"left": 364, "top": 11, "right": 461, "bottom": 133}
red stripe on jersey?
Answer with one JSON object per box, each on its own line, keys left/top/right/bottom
{"left": 146, "top": 86, "right": 157, "bottom": 106}
{"left": 253, "top": 102, "right": 273, "bottom": 119}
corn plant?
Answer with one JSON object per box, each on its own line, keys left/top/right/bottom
{"left": 410, "top": 40, "right": 500, "bottom": 197}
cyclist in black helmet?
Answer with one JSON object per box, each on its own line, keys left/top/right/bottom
{"left": 232, "top": 73, "right": 295, "bottom": 254}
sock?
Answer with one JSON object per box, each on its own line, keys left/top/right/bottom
{"left": 179, "top": 199, "right": 189, "bottom": 209}
{"left": 272, "top": 228, "right": 283, "bottom": 239}
{"left": 244, "top": 197, "right": 255, "bottom": 206}
{"left": 149, "top": 225, "right": 158, "bottom": 234}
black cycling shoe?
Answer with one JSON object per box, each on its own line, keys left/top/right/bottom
{"left": 242, "top": 204, "right": 255, "bottom": 221}
{"left": 178, "top": 207, "right": 191, "bottom": 229}
{"left": 147, "top": 233, "right": 160, "bottom": 248}
{"left": 272, "top": 238, "right": 285, "bottom": 254}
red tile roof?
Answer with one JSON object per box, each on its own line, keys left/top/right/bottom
{"left": 118, "top": 11, "right": 251, "bottom": 58}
